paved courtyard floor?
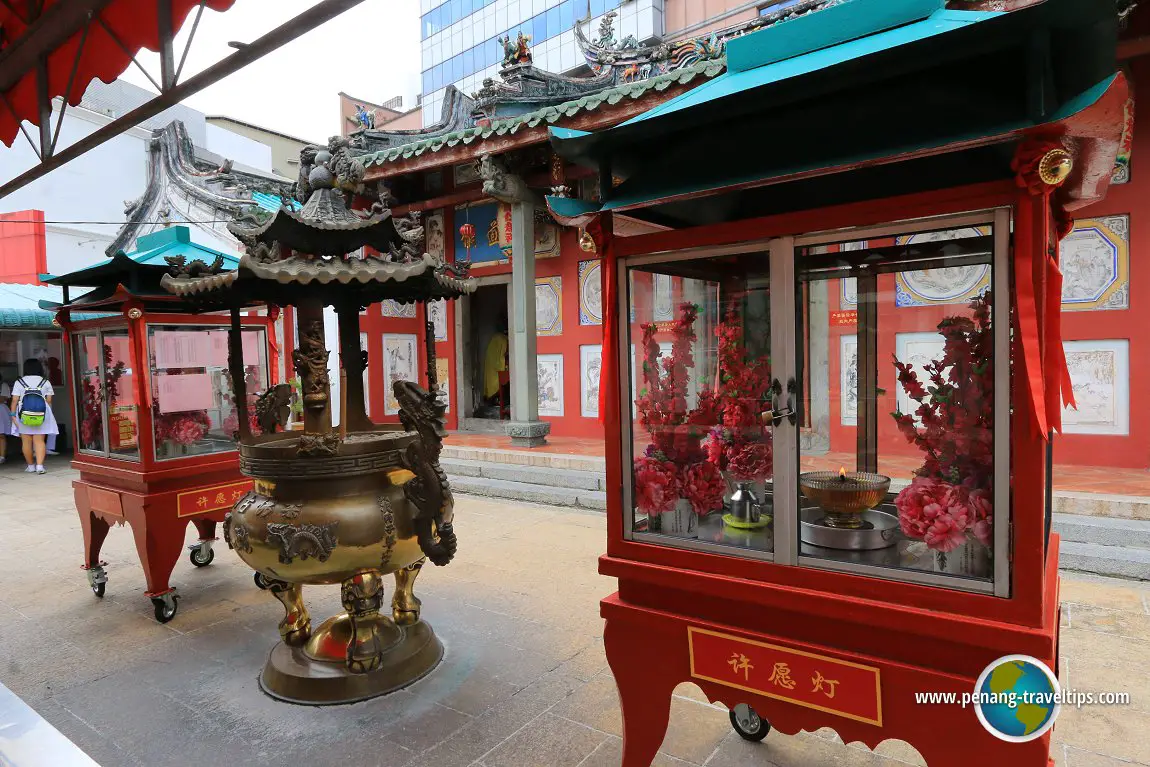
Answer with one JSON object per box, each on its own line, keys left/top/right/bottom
{"left": 1, "top": 460, "right": 1149, "bottom": 767}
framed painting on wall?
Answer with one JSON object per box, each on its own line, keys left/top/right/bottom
{"left": 839, "top": 334, "right": 858, "bottom": 427}
{"left": 1062, "top": 339, "right": 1130, "bottom": 435}
{"left": 537, "top": 354, "right": 564, "bottom": 416}
{"left": 894, "top": 332, "right": 946, "bottom": 422}
{"left": 383, "top": 334, "right": 418, "bottom": 415}
{"left": 361, "top": 331, "right": 370, "bottom": 417}
{"left": 435, "top": 357, "right": 450, "bottom": 413}
{"left": 429, "top": 299, "right": 448, "bottom": 341}
{"left": 426, "top": 211, "right": 446, "bottom": 261}
{"left": 838, "top": 242, "right": 865, "bottom": 309}
{"left": 579, "top": 260, "right": 602, "bottom": 325}
{"left": 893, "top": 228, "right": 991, "bottom": 307}
{"left": 652, "top": 273, "right": 673, "bottom": 322}
{"left": 536, "top": 276, "right": 563, "bottom": 336}
{"left": 381, "top": 300, "right": 417, "bottom": 318}
{"left": 454, "top": 161, "right": 480, "bottom": 186}
{"left": 1060, "top": 215, "right": 1129, "bottom": 311}
{"left": 580, "top": 345, "right": 602, "bottom": 418}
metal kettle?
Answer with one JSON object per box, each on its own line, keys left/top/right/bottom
{"left": 729, "top": 482, "right": 762, "bottom": 524}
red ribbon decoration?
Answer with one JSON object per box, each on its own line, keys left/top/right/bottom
{"left": 1012, "top": 135, "right": 1080, "bottom": 436}
{"left": 587, "top": 215, "right": 616, "bottom": 426}
{"left": 1013, "top": 194, "right": 1049, "bottom": 437}
{"left": 1046, "top": 209, "right": 1078, "bottom": 433}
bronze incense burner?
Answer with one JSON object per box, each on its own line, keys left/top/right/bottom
{"left": 162, "top": 137, "right": 473, "bottom": 704}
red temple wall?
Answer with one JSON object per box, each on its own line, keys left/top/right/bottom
{"left": 1048, "top": 58, "right": 1150, "bottom": 469}
{"left": 0, "top": 210, "right": 47, "bottom": 284}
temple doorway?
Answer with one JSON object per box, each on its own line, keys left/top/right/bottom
{"left": 457, "top": 279, "right": 510, "bottom": 430}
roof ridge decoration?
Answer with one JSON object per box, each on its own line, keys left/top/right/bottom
{"left": 348, "top": 85, "right": 476, "bottom": 155}
{"left": 359, "top": 56, "right": 726, "bottom": 168}
{"left": 352, "top": 2, "right": 847, "bottom": 169}
{"left": 109, "top": 120, "right": 295, "bottom": 257}
{"left": 574, "top": 1, "right": 844, "bottom": 80}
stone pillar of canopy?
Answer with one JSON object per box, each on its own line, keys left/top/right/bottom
{"left": 479, "top": 153, "right": 551, "bottom": 447}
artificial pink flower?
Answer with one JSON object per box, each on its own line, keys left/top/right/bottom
{"left": 971, "top": 519, "right": 993, "bottom": 548}
{"left": 682, "top": 461, "right": 726, "bottom": 515}
{"left": 895, "top": 476, "right": 948, "bottom": 541}
{"left": 924, "top": 514, "right": 968, "bottom": 553}
{"left": 634, "top": 456, "right": 681, "bottom": 516}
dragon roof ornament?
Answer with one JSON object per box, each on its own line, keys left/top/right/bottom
{"left": 574, "top": 1, "right": 845, "bottom": 80}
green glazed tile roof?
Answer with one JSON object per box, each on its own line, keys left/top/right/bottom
{"left": 359, "top": 57, "right": 727, "bottom": 168}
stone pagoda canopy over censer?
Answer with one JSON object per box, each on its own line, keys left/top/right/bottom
{"left": 162, "top": 136, "right": 474, "bottom": 705}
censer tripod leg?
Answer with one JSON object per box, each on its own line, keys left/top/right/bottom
{"left": 392, "top": 558, "right": 426, "bottom": 626}
{"left": 342, "top": 571, "right": 386, "bottom": 674}
{"left": 268, "top": 580, "right": 311, "bottom": 646}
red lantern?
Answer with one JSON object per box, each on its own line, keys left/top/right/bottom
{"left": 459, "top": 222, "right": 476, "bottom": 250}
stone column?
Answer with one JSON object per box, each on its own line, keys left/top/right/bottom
{"left": 804, "top": 280, "right": 831, "bottom": 454}
{"left": 479, "top": 153, "right": 551, "bottom": 447}
{"left": 505, "top": 201, "right": 550, "bottom": 446}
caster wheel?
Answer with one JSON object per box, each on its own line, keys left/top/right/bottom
{"left": 189, "top": 546, "right": 215, "bottom": 567}
{"left": 254, "top": 572, "right": 272, "bottom": 590}
{"left": 730, "top": 704, "right": 770, "bottom": 742}
{"left": 151, "top": 594, "right": 178, "bottom": 623}
{"left": 86, "top": 565, "right": 107, "bottom": 598}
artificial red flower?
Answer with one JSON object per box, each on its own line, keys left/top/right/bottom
{"left": 892, "top": 291, "right": 995, "bottom": 551}
{"left": 726, "top": 440, "right": 773, "bottom": 480}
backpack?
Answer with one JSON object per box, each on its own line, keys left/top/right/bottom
{"left": 16, "top": 377, "right": 47, "bottom": 427}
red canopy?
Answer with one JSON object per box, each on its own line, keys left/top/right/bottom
{"left": 0, "top": 0, "right": 237, "bottom": 148}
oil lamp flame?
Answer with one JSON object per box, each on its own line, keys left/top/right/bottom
{"left": 838, "top": 467, "right": 847, "bottom": 481}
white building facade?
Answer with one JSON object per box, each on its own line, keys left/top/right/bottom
{"left": 0, "top": 79, "right": 282, "bottom": 277}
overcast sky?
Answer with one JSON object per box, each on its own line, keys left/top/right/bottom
{"left": 122, "top": 0, "right": 422, "bottom": 144}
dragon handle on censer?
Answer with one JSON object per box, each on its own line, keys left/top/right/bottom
{"left": 163, "top": 139, "right": 474, "bottom": 704}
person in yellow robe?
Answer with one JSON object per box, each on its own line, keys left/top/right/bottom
{"left": 483, "top": 330, "right": 508, "bottom": 401}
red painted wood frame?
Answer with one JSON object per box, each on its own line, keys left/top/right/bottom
{"left": 61, "top": 306, "right": 277, "bottom": 600}
{"left": 599, "top": 181, "right": 1062, "bottom": 766}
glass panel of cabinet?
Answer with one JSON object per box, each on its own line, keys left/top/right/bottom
{"left": 72, "top": 324, "right": 270, "bottom": 462}
{"left": 624, "top": 211, "right": 1010, "bottom": 594}
{"left": 147, "top": 324, "right": 269, "bottom": 461}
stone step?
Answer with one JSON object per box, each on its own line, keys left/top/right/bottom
{"left": 441, "top": 444, "right": 605, "bottom": 473}
{"left": 1052, "top": 491, "right": 1150, "bottom": 522}
{"left": 1059, "top": 541, "right": 1150, "bottom": 581}
{"left": 448, "top": 475, "right": 608, "bottom": 511}
{"left": 457, "top": 419, "right": 506, "bottom": 435}
{"left": 442, "top": 457, "right": 604, "bottom": 491}
{"left": 1053, "top": 513, "right": 1150, "bottom": 550}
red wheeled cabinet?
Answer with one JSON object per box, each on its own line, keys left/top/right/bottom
{"left": 47, "top": 227, "right": 278, "bottom": 623}
{"left": 546, "top": 1, "right": 1126, "bottom": 764}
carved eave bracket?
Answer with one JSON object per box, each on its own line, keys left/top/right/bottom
{"left": 478, "top": 153, "right": 541, "bottom": 206}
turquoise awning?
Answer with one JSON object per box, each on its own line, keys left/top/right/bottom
{"left": 0, "top": 283, "right": 104, "bottom": 329}
{"left": 549, "top": 0, "right": 1120, "bottom": 226}
{"left": 622, "top": 1, "right": 997, "bottom": 129}
{"left": 41, "top": 226, "right": 239, "bottom": 289}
